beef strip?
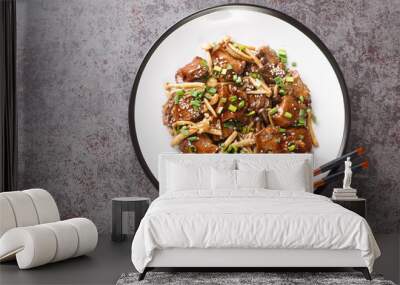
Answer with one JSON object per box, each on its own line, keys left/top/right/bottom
{"left": 255, "top": 126, "right": 283, "bottom": 153}
{"left": 179, "top": 134, "right": 218, "bottom": 153}
{"left": 175, "top": 56, "right": 209, "bottom": 82}
{"left": 285, "top": 71, "right": 311, "bottom": 103}
{"left": 162, "top": 94, "right": 203, "bottom": 126}
{"left": 257, "top": 46, "right": 281, "bottom": 66}
{"left": 256, "top": 46, "right": 286, "bottom": 84}
{"left": 271, "top": 95, "right": 302, "bottom": 128}
{"left": 255, "top": 126, "right": 312, "bottom": 153}
{"left": 219, "top": 85, "right": 248, "bottom": 123}
{"left": 283, "top": 127, "right": 312, "bottom": 153}
{"left": 247, "top": 94, "right": 270, "bottom": 112}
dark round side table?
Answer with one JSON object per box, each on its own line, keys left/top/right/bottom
{"left": 111, "top": 197, "right": 150, "bottom": 242}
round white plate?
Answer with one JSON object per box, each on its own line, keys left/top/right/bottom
{"left": 129, "top": 5, "right": 350, "bottom": 188}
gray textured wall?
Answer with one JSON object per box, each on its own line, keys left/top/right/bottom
{"left": 16, "top": 0, "right": 400, "bottom": 234}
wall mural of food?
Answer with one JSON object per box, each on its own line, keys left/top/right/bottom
{"left": 162, "top": 36, "right": 319, "bottom": 154}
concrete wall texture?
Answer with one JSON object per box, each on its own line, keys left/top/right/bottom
{"left": 16, "top": 0, "right": 400, "bottom": 234}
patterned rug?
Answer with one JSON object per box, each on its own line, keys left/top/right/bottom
{"left": 116, "top": 272, "right": 396, "bottom": 285}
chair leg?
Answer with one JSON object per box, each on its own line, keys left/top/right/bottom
{"left": 138, "top": 268, "right": 148, "bottom": 281}
{"left": 354, "top": 267, "right": 371, "bottom": 280}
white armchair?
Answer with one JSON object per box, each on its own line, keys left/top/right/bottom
{"left": 0, "top": 189, "right": 98, "bottom": 269}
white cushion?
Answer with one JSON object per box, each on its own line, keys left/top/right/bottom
{"left": 64, "top": 218, "right": 98, "bottom": 257}
{"left": 211, "top": 168, "right": 236, "bottom": 190}
{"left": 236, "top": 169, "right": 267, "bottom": 189}
{"left": 0, "top": 189, "right": 60, "bottom": 237}
{"left": 42, "top": 221, "right": 79, "bottom": 262}
{"left": 0, "top": 196, "right": 16, "bottom": 237}
{"left": 237, "top": 159, "right": 311, "bottom": 192}
{"left": 166, "top": 159, "right": 235, "bottom": 192}
{"left": 0, "top": 192, "right": 39, "bottom": 227}
{"left": 0, "top": 218, "right": 97, "bottom": 269}
{"left": 0, "top": 226, "right": 57, "bottom": 269}
{"left": 167, "top": 162, "right": 211, "bottom": 191}
{"left": 159, "top": 154, "right": 237, "bottom": 194}
{"left": 23, "top": 189, "right": 60, "bottom": 224}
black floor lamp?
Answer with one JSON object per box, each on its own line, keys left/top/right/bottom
{"left": 0, "top": 0, "right": 17, "bottom": 192}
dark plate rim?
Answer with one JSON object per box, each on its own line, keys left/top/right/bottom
{"left": 128, "top": 3, "right": 351, "bottom": 190}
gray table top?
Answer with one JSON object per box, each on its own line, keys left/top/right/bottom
{"left": 112, "top": 197, "right": 150, "bottom": 202}
{"left": 331, "top": 197, "right": 366, "bottom": 201}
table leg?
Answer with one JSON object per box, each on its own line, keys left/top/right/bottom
{"left": 112, "top": 202, "right": 124, "bottom": 242}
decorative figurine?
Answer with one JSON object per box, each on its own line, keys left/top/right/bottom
{"left": 342, "top": 157, "right": 353, "bottom": 189}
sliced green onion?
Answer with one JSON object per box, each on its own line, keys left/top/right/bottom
{"left": 274, "top": 77, "right": 283, "bottom": 86}
{"left": 226, "top": 64, "right": 233, "bottom": 70}
{"left": 175, "top": 89, "right": 185, "bottom": 96}
{"left": 213, "top": 66, "right": 222, "bottom": 72}
{"left": 187, "top": 136, "right": 199, "bottom": 142}
{"left": 278, "top": 49, "right": 288, "bottom": 64}
{"left": 207, "top": 87, "right": 217, "bottom": 94}
{"left": 219, "top": 97, "right": 227, "bottom": 104}
{"left": 229, "top": 96, "right": 238, "bottom": 103}
{"left": 190, "top": 99, "right": 201, "bottom": 109}
{"left": 299, "top": 95, "right": 304, "bottom": 103}
{"left": 284, "top": 112, "right": 293, "bottom": 119}
{"left": 240, "top": 125, "right": 253, "bottom": 134}
{"left": 223, "top": 121, "right": 235, "bottom": 129}
{"left": 226, "top": 144, "right": 238, "bottom": 153}
{"left": 188, "top": 145, "right": 197, "bottom": 153}
{"left": 279, "top": 128, "right": 286, "bottom": 133}
{"left": 191, "top": 90, "right": 203, "bottom": 98}
{"left": 285, "top": 76, "right": 294, "bottom": 83}
{"left": 180, "top": 127, "right": 189, "bottom": 136}
{"left": 200, "top": 59, "right": 208, "bottom": 67}
{"left": 269, "top": 107, "right": 278, "bottom": 115}
{"left": 288, "top": 144, "right": 296, "bottom": 152}
{"left": 226, "top": 144, "right": 237, "bottom": 153}
{"left": 279, "top": 89, "right": 286, "bottom": 96}
{"left": 238, "top": 100, "right": 245, "bottom": 109}
{"left": 299, "top": 109, "right": 305, "bottom": 117}
{"left": 278, "top": 49, "right": 287, "bottom": 58}
{"left": 246, "top": 110, "right": 256, "bottom": 116}
{"left": 233, "top": 74, "right": 238, "bottom": 81}
{"left": 234, "top": 43, "right": 246, "bottom": 51}
{"left": 221, "top": 68, "right": 227, "bottom": 75}
{"left": 228, "top": 104, "right": 237, "bottom": 112}
{"left": 235, "top": 76, "right": 242, "bottom": 84}
{"left": 250, "top": 72, "right": 259, "bottom": 79}
{"left": 174, "top": 95, "right": 182, "bottom": 104}
{"left": 297, "top": 118, "right": 306, "bottom": 126}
